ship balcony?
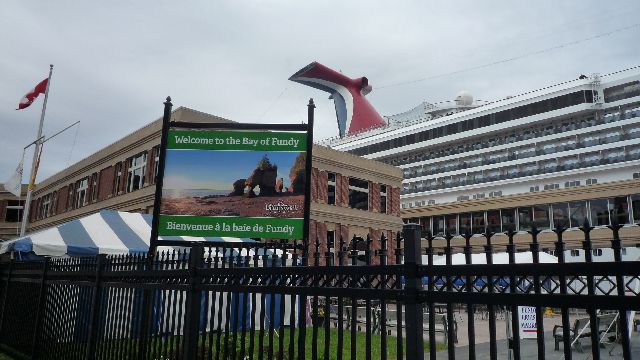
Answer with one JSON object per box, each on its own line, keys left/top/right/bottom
{"left": 601, "top": 134, "right": 622, "bottom": 144}
{"left": 629, "top": 129, "right": 640, "bottom": 139}
{"left": 404, "top": 117, "right": 640, "bottom": 178}
{"left": 628, "top": 151, "right": 640, "bottom": 161}
{"left": 581, "top": 139, "right": 599, "bottom": 147}
{"left": 390, "top": 107, "right": 640, "bottom": 167}
{"left": 486, "top": 156, "right": 509, "bottom": 165}
{"left": 558, "top": 143, "right": 578, "bottom": 151}
{"left": 582, "top": 158, "right": 602, "bottom": 166}
{"left": 400, "top": 150, "right": 639, "bottom": 196}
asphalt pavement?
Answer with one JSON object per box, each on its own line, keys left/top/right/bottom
{"left": 433, "top": 330, "right": 639, "bottom": 359}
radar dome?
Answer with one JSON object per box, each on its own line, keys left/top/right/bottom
{"left": 455, "top": 91, "right": 473, "bottom": 106}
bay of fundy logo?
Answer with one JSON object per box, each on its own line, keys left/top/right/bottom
{"left": 265, "top": 200, "right": 300, "bottom": 214}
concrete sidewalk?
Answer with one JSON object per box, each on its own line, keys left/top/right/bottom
{"left": 434, "top": 330, "right": 639, "bottom": 359}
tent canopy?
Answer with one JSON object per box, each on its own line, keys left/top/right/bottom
{"left": 0, "top": 210, "right": 255, "bottom": 257}
{"left": 423, "top": 251, "right": 558, "bottom": 265}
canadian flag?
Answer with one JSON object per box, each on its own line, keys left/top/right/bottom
{"left": 17, "top": 78, "right": 48, "bottom": 110}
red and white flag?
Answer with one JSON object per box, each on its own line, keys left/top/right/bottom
{"left": 17, "top": 78, "right": 48, "bottom": 110}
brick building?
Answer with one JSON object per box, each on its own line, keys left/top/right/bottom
{"left": 22, "top": 107, "right": 403, "bottom": 262}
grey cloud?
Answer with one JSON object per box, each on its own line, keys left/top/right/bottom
{"left": 1, "top": 0, "right": 639, "bottom": 181}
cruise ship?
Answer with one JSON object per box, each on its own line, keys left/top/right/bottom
{"left": 290, "top": 63, "right": 640, "bottom": 245}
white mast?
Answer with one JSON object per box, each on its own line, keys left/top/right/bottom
{"left": 20, "top": 65, "right": 53, "bottom": 237}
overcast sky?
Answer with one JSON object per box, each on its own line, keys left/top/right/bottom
{"left": 1, "top": 1, "right": 639, "bottom": 183}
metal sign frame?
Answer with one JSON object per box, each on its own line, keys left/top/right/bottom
{"left": 149, "top": 97, "right": 315, "bottom": 254}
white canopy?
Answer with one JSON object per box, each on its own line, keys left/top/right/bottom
{"left": 424, "top": 251, "right": 558, "bottom": 265}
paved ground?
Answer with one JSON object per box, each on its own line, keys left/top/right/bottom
{"left": 434, "top": 331, "right": 639, "bottom": 359}
{"left": 431, "top": 310, "right": 640, "bottom": 359}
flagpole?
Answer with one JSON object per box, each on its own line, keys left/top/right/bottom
{"left": 20, "top": 64, "right": 53, "bottom": 237}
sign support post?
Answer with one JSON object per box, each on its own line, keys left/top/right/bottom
{"left": 297, "top": 98, "right": 315, "bottom": 356}
{"left": 149, "top": 96, "right": 173, "bottom": 255}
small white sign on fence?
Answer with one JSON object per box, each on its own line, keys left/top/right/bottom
{"left": 518, "top": 306, "right": 537, "bottom": 339}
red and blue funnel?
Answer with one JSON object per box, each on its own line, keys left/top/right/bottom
{"left": 289, "top": 62, "right": 386, "bottom": 137}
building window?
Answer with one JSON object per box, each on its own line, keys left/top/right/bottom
{"left": 568, "top": 201, "right": 588, "bottom": 228}
{"left": 533, "top": 205, "right": 550, "bottom": 230}
{"left": 603, "top": 80, "right": 640, "bottom": 102}
{"left": 544, "top": 183, "right": 559, "bottom": 191}
{"left": 327, "top": 231, "right": 335, "bottom": 251}
{"left": 326, "top": 230, "right": 336, "bottom": 265}
{"left": 420, "top": 217, "right": 432, "bottom": 234}
{"left": 445, "top": 214, "right": 457, "bottom": 235}
{"left": 487, "top": 210, "right": 501, "bottom": 233}
{"left": 457, "top": 195, "right": 470, "bottom": 201}
{"left": 592, "top": 249, "right": 603, "bottom": 257}
{"left": 459, "top": 213, "right": 471, "bottom": 234}
{"left": 529, "top": 186, "right": 539, "bottom": 192}
{"left": 631, "top": 194, "right": 640, "bottom": 224}
{"left": 570, "top": 250, "right": 580, "bottom": 257}
{"left": 348, "top": 178, "right": 369, "bottom": 210}
{"left": 127, "top": 152, "right": 147, "bottom": 193}
{"left": 428, "top": 200, "right": 436, "bottom": 205}
{"left": 380, "top": 185, "right": 387, "bottom": 213}
{"left": 634, "top": 172, "right": 640, "bottom": 179}
{"left": 41, "top": 194, "right": 51, "bottom": 219}
{"left": 153, "top": 146, "right": 160, "bottom": 183}
{"left": 76, "top": 178, "right": 88, "bottom": 208}
{"left": 565, "top": 180, "right": 581, "bottom": 188}
{"left": 473, "top": 193, "right": 485, "bottom": 200}
{"left": 501, "top": 209, "right": 516, "bottom": 232}
{"left": 518, "top": 207, "right": 533, "bottom": 231}
{"left": 50, "top": 191, "right": 57, "bottom": 216}
{"left": 589, "top": 198, "right": 609, "bottom": 226}
{"left": 488, "top": 191, "right": 502, "bottom": 198}
{"left": 113, "top": 162, "right": 123, "bottom": 195}
{"left": 90, "top": 173, "right": 98, "bottom": 202}
{"left": 609, "top": 196, "right": 630, "bottom": 225}
{"left": 327, "top": 172, "right": 336, "bottom": 205}
{"left": 67, "top": 184, "right": 75, "bottom": 210}
{"left": 433, "top": 216, "right": 445, "bottom": 236}
{"left": 472, "top": 212, "right": 485, "bottom": 234}
{"left": 4, "top": 200, "right": 24, "bottom": 222}
{"left": 551, "top": 203, "right": 569, "bottom": 228}
{"left": 586, "top": 178, "right": 598, "bottom": 185}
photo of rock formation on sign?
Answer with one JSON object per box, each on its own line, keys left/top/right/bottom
{"left": 160, "top": 150, "right": 306, "bottom": 218}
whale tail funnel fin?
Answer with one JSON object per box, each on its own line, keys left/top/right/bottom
{"left": 289, "top": 62, "right": 386, "bottom": 138}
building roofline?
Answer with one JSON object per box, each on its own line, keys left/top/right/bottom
{"left": 36, "top": 107, "right": 234, "bottom": 190}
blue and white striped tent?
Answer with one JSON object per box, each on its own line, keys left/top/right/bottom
{"left": 0, "top": 210, "right": 255, "bottom": 257}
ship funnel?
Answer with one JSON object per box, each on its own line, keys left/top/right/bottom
{"left": 289, "top": 62, "right": 386, "bottom": 137}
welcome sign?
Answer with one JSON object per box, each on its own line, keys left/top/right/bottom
{"left": 157, "top": 127, "right": 309, "bottom": 239}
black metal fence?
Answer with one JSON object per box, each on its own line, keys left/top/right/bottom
{"left": 0, "top": 222, "right": 638, "bottom": 360}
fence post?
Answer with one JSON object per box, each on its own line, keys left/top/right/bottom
{"left": 183, "top": 245, "right": 204, "bottom": 360}
{"left": 86, "top": 255, "right": 106, "bottom": 360}
{"left": 137, "top": 253, "right": 153, "bottom": 360}
{"left": 403, "top": 223, "right": 424, "bottom": 360}
{"left": 609, "top": 221, "right": 631, "bottom": 359}
{"left": 31, "top": 257, "right": 49, "bottom": 360}
{"left": 0, "top": 258, "right": 15, "bottom": 336}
